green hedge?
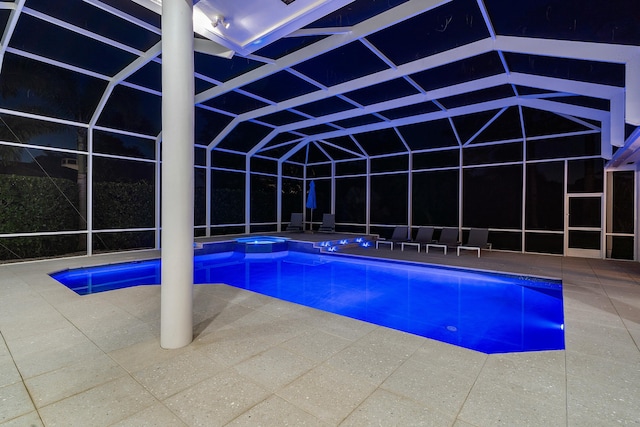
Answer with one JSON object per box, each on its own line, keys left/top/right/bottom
{"left": 0, "top": 174, "right": 155, "bottom": 260}
{"left": 0, "top": 174, "right": 79, "bottom": 233}
{"left": 93, "top": 180, "right": 154, "bottom": 229}
{"left": 0, "top": 235, "right": 83, "bottom": 261}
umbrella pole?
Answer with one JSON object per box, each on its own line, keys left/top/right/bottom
{"left": 309, "top": 209, "right": 313, "bottom": 232}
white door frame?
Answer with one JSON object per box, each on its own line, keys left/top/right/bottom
{"left": 565, "top": 192, "right": 604, "bottom": 258}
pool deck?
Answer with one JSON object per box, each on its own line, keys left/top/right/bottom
{"left": 1, "top": 234, "right": 640, "bottom": 426}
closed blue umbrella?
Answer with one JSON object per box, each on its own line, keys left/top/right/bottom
{"left": 306, "top": 180, "right": 316, "bottom": 231}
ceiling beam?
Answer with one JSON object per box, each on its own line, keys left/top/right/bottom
{"left": 0, "top": 0, "right": 25, "bottom": 72}
{"left": 195, "top": 0, "right": 452, "bottom": 104}
{"left": 90, "top": 42, "right": 162, "bottom": 127}
{"left": 495, "top": 36, "right": 639, "bottom": 125}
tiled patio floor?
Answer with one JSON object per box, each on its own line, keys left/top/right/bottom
{"left": 1, "top": 241, "right": 639, "bottom": 426}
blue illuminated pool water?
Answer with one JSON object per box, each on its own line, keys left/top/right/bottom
{"left": 51, "top": 251, "right": 564, "bottom": 354}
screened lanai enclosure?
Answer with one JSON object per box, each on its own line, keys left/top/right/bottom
{"left": 0, "top": 0, "right": 639, "bottom": 262}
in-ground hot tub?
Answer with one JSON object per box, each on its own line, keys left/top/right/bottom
{"left": 235, "top": 236, "right": 289, "bottom": 253}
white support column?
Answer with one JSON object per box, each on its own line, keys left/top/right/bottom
{"left": 160, "top": 0, "right": 194, "bottom": 349}
{"left": 86, "top": 127, "right": 93, "bottom": 255}
{"left": 521, "top": 139, "right": 527, "bottom": 253}
{"left": 627, "top": 55, "right": 640, "bottom": 126}
{"left": 519, "top": 105, "right": 527, "bottom": 253}
{"left": 303, "top": 145, "right": 309, "bottom": 229}
{"left": 365, "top": 157, "right": 371, "bottom": 235}
{"left": 458, "top": 147, "right": 463, "bottom": 232}
{"left": 605, "top": 171, "right": 613, "bottom": 258}
{"left": 276, "top": 161, "right": 283, "bottom": 232}
{"left": 610, "top": 91, "right": 626, "bottom": 148}
{"left": 205, "top": 148, "right": 211, "bottom": 237}
{"left": 407, "top": 151, "right": 413, "bottom": 231}
{"left": 331, "top": 161, "right": 336, "bottom": 214}
{"left": 245, "top": 156, "right": 251, "bottom": 234}
{"left": 635, "top": 170, "right": 639, "bottom": 262}
{"left": 155, "top": 137, "right": 162, "bottom": 249}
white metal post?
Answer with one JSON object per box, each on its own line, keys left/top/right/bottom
{"left": 331, "top": 161, "right": 336, "bottom": 215}
{"left": 205, "top": 148, "right": 211, "bottom": 237}
{"left": 245, "top": 156, "right": 251, "bottom": 234}
{"left": 407, "top": 151, "right": 413, "bottom": 232}
{"left": 277, "top": 161, "right": 283, "bottom": 232}
{"left": 86, "top": 127, "right": 93, "bottom": 255}
{"left": 160, "top": 0, "right": 194, "bottom": 349}
{"left": 155, "top": 137, "right": 161, "bottom": 249}
{"left": 365, "top": 157, "right": 371, "bottom": 235}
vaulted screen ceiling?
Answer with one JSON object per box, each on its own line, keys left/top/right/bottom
{"left": 1, "top": 0, "right": 639, "bottom": 166}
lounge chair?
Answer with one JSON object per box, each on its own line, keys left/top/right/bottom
{"left": 286, "top": 212, "right": 303, "bottom": 232}
{"left": 318, "top": 213, "right": 335, "bottom": 233}
{"left": 376, "top": 226, "right": 409, "bottom": 250}
{"left": 400, "top": 227, "right": 435, "bottom": 252}
{"left": 457, "top": 228, "right": 490, "bottom": 257}
{"left": 425, "top": 227, "right": 459, "bottom": 254}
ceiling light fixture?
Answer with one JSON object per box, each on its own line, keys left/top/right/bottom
{"left": 132, "top": 0, "right": 355, "bottom": 56}
{"left": 211, "top": 15, "right": 230, "bottom": 29}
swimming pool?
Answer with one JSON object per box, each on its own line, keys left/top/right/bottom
{"left": 50, "top": 250, "right": 564, "bottom": 354}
